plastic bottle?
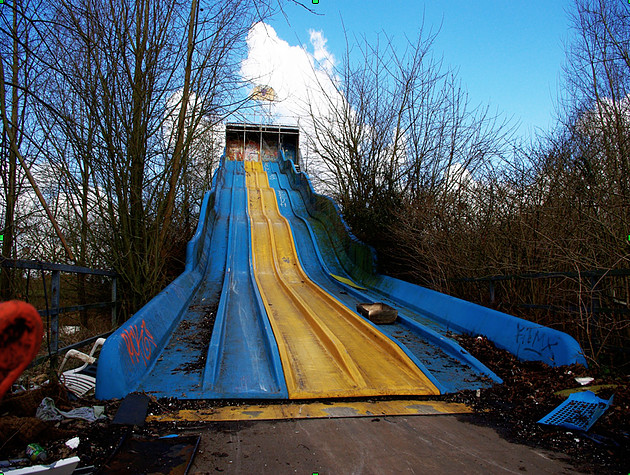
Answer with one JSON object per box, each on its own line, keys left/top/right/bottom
{"left": 25, "top": 443, "right": 47, "bottom": 462}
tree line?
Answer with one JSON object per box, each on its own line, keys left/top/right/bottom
{"left": 1, "top": 0, "right": 627, "bottom": 368}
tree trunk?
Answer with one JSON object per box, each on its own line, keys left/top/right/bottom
{"left": 159, "top": 0, "right": 199, "bottom": 244}
{"left": 1, "top": 4, "right": 21, "bottom": 299}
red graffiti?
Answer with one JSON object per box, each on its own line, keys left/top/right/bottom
{"left": 121, "top": 319, "right": 157, "bottom": 366}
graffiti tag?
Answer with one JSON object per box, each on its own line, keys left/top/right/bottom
{"left": 121, "top": 319, "right": 157, "bottom": 366}
{"left": 516, "top": 323, "right": 559, "bottom": 360}
{"left": 278, "top": 191, "right": 288, "bottom": 209}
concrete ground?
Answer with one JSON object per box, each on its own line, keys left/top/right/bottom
{"left": 187, "top": 414, "right": 579, "bottom": 474}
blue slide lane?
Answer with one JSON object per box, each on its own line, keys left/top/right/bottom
{"left": 130, "top": 161, "right": 233, "bottom": 398}
{"left": 97, "top": 158, "right": 231, "bottom": 399}
{"left": 98, "top": 160, "right": 287, "bottom": 399}
{"left": 275, "top": 153, "right": 587, "bottom": 369}
{"left": 202, "top": 161, "right": 287, "bottom": 398}
{"left": 264, "top": 162, "right": 500, "bottom": 392}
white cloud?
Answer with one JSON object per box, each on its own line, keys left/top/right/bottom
{"left": 238, "top": 23, "right": 344, "bottom": 190}
{"left": 240, "top": 22, "right": 339, "bottom": 123}
{"left": 309, "top": 29, "right": 335, "bottom": 74}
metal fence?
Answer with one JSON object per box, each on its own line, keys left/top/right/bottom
{"left": 0, "top": 257, "right": 118, "bottom": 364}
{"left": 451, "top": 268, "right": 630, "bottom": 367}
{"left": 451, "top": 268, "right": 630, "bottom": 309}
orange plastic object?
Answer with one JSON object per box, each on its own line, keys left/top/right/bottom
{"left": 0, "top": 300, "right": 44, "bottom": 399}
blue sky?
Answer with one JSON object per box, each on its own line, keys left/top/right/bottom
{"left": 270, "top": 0, "right": 575, "bottom": 140}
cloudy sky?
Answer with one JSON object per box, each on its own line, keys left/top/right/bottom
{"left": 239, "top": 22, "right": 339, "bottom": 128}
{"left": 241, "top": 0, "right": 574, "bottom": 139}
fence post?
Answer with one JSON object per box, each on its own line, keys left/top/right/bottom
{"left": 51, "top": 270, "right": 60, "bottom": 354}
{"left": 111, "top": 275, "right": 118, "bottom": 327}
{"left": 589, "top": 276, "right": 601, "bottom": 314}
{"left": 589, "top": 275, "right": 601, "bottom": 352}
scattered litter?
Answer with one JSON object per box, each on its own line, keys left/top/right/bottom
{"left": 26, "top": 444, "right": 47, "bottom": 462}
{"left": 0, "top": 301, "right": 44, "bottom": 401}
{"left": 57, "top": 338, "right": 105, "bottom": 397}
{"left": 64, "top": 437, "right": 80, "bottom": 450}
{"left": 554, "top": 384, "right": 618, "bottom": 398}
{"left": 61, "top": 326, "right": 80, "bottom": 336}
{"left": 538, "top": 390, "right": 614, "bottom": 432}
{"left": 0, "top": 459, "right": 29, "bottom": 468}
{"left": 36, "top": 397, "right": 105, "bottom": 423}
{"left": 575, "top": 377, "right": 594, "bottom": 386}
{"left": 112, "top": 392, "right": 150, "bottom": 426}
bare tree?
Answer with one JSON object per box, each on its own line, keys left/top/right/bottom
{"left": 46, "top": 0, "right": 272, "bottom": 313}
{"left": 562, "top": 0, "right": 630, "bottom": 267}
{"left": 0, "top": 0, "right": 52, "bottom": 298}
{"left": 429, "top": 0, "right": 630, "bottom": 367}
{"left": 306, "top": 28, "right": 512, "bottom": 274}
{"left": 2, "top": 0, "right": 274, "bottom": 314}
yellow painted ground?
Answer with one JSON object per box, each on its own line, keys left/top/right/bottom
{"left": 245, "top": 161, "right": 439, "bottom": 399}
{"left": 147, "top": 400, "right": 470, "bottom": 423}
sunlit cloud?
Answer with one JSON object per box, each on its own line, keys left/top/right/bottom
{"left": 239, "top": 22, "right": 340, "bottom": 124}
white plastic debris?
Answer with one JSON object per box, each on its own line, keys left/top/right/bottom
{"left": 575, "top": 377, "right": 594, "bottom": 386}
{"left": 3, "top": 456, "right": 80, "bottom": 475}
{"left": 65, "top": 437, "right": 80, "bottom": 450}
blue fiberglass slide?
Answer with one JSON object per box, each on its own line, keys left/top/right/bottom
{"left": 273, "top": 151, "right": 587, "bottom": 370}
{"left": 96, "top": 152, "right": 586, "bottom": 400}
{"left": 97, "top": 159, "right": 287, "bottom": 399}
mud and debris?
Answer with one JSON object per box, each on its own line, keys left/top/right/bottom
{"left": 449, "top": 334, "right": 629, "bottom": 474}
{"left": 1, "top": 335, "right": 628, "bottom": 473}
{"left": 0, "top": 381, "right": 126, "bottom": 469}
{"left": 171, "top": 302, "right": 218, "bottom": 373}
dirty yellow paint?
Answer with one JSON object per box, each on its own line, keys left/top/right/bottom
{"left": 147, "top": 400, "right": 471, "bottom": 423}
{"left": 554, "top": 384, "right": 618, "bottom": 398}
{"left": 245, "top": 161, "right": 439, "bottom": 399}
{"left": 330, "top": 273, "right": 367, "bottom": 290}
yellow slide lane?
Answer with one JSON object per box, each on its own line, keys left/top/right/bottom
{"left": 245, "top": 161, "right": 439, "bottom": 398}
